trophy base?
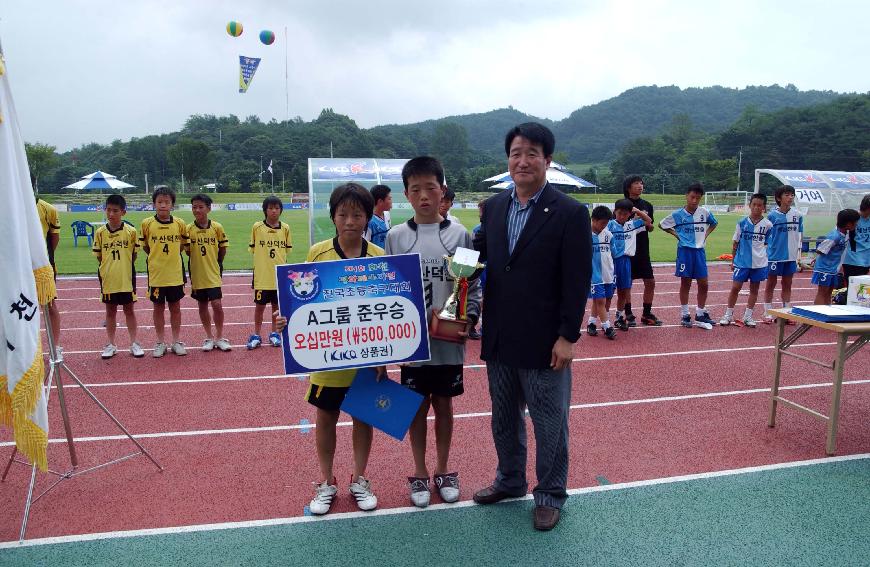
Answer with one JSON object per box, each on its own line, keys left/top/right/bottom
{"left": 429, "top": 309, "right": 468, "bottom": 344}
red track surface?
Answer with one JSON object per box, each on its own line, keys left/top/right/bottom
{"left": 2, "top": 266, "right": 868, "bottom": 540}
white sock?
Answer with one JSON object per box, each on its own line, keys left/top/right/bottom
{"left": 764, "top": 302, "right": 772, "bottom": 313}
{"left": 616, "top": 310, "right": 624, "bottom": 319}
{"left": 589, "top": 316, "right": 599, "bottom": 325}
{"left": 743, "top": 307, "right": 753, "bottom": 319}
{"left": 602, "top": 320, "right": 611, "bottom": 329}
{"left": 681, "top": 305, "right": 690, "bottom": 317}
{"left": 725, "top": 307, "right": 734, "bottom": 318}
{"left": 783, "top": 302, "right": 791, "bottom": 308}
{"left": 696, "top": 306, "right": 706, "bottom": 316}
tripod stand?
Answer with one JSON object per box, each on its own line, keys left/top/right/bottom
{"left": 1, "top": 305, "right": 163, "bottom": 541}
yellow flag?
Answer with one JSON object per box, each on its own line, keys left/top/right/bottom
{"left": 0, "top": 50, "right": 52, "bottom": 471}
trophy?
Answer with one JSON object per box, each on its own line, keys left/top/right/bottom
{"left": 429, "top": 247, "right": 484, "bottom": 344}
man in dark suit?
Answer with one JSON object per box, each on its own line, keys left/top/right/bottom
{"left": 472, "top": 122, "right": 591, "bottom": 531}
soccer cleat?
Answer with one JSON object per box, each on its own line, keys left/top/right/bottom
{"left": 349, "top": 475, "right": 378, "bottom": 511}
{"left": 719, "top": 314, "right": 734, "bottom": 326}
{"left": 215, "top": 338, "right": 232, "bottom": 352}
{"left": 614, "top": 316, "right": 629, "bottom": 332}
{"left": 309, "top": 479, "right": 338, "bottom": 516}
{"left": 269, "top": 331, "right": 282, "bottom": 347}
{"left": 152, "top": 342, "right": 167, "bottom": 358}
{"left": 468, "top": 328, "right": 481, "bottom": 340}
{"left": 246, "top": 334, "right": 262, "bottom": 350}
{"left": 409, "top": 477, "right": 431, "bottom": 508}
{"left": 743, "top": 316, "right": 758, "bottom": 328}
{"left": 763, "top": 313, "right": 775, "bottom": 324}
{"left": 101, "top": 344, "right": 117, "bottom": 359}
{"left": 586, "top": 323, "right": 598, "bottom": 336}
{"left": 641, "top": 313, "right": 663, "bottom": 326}
{"left": 604, "top": 326, "right": 617, "bottom": 340}
{"left": 130, "top": 342, "right": 145, "bottom": 358}
{"left": 681, "top": 315, "right": 693, "bottom": 328}
{"left": 171, "top": 342, "right": 187, "bottom": 356}
{"left": 626, "top": 313, "right": 638, "bottom": 327}
{"left": 202, "top": 338, "right": 215, "bottom": 352}
{"left": 434, "top": 472, "right": 460, "bottom": 503}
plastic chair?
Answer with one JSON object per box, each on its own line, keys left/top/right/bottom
{"left": 71, "top": 220, "right": 94, "bottom": 247}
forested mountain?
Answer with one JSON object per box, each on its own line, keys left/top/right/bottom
{"left": 26, "top": 85, "right": 854, "bottom": 194}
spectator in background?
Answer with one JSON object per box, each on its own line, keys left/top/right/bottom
{"left": 364, "top": 184, "right": 392, "bottom": 248}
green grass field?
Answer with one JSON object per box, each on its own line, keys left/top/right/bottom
{"left": 53, "top": 208, "right": 835, "bottom": 275}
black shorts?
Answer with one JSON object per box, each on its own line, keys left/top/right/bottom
{"left": 102, "top": 292, "right": 136, "bottom": 306}
{"left": 191, "top": 287, "right": 223, "bottom": 302}
{"left": 149, "top": 285, "right": 185, "bottom": 304}
{"left": 305, "top": 384, "right": 350, "bottom": 412}
{"left": 630, "top": 254, "right": 655, "bottom": 280}
{"left": 843, "top": 264, "right": 869, "bottom": 280}
{"left": 254, "top": 289, "right": 278, "bottom": 305}
{"left": 400, "top": 364, "right": 464, "bottom": 398}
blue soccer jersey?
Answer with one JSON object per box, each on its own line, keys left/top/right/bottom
{"left": 844, "top": 215, "right": 870, "bottom": 267}
{"left": 607, "top": 218, "right": 646, "bottom": 259}
{"left": 733, "top": 216, "right": 773, "bottom": 269}
{"left": 365, "top": 214, "right": 390, "bottom": 249}
{"left": 766, "top": 207, "right": 804, "bottom": 262}
{"left": 815, "top": 228, "right": 848, "bottom": 274}
{"left": 659, "top": 207, "right": 718, "bottom": 249}
{"left": 591, "top": 229, "right": 615, "bottom": 286}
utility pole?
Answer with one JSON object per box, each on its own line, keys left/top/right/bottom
{"left": 259, "top": 155, "right": 263, "bottom": 193}
{"left": 736, "top": 146, "right": 743, "bottom": 191}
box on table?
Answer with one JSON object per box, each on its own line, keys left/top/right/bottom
{"left": 847, "top": 275, "right": 870, "bottom": 307}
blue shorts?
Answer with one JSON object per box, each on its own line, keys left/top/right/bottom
{"left": 811, "top": 271, "right": 841, "bottom": 288}
{"left": 675, "top": 247, "right": 708, "bottom": 279}
{"left": 589, "top": 282, "right": 615, "bottom": 299}
{"left": 733, "top": 266, "right": 769, "bottom": 283}
{"left": 768, "top": 260, "right": 797, "bottom": 276}
{"left": 614, "top": 256, "right": 632, "bottom": 290}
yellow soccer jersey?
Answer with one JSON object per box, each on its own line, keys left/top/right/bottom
{"left": 93, "top": 224, "right": 138, "bottom": 295}
{"left": 140, "top": 215, "right": 188, "bottom": 287}
{"left": 187, "top": 220, "right": 228, "bottom": 291}
{"left": 249, "top": 220, "right": 292, "bottom": 290}
{"left": 36, "top": 199, "right": 60, "bottom": 239}
{"left": 307, "top": 238, "right": 385, "bottom": 388}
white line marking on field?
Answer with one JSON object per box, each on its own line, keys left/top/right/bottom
{"left": 1, "top": 453, "right": 866, "bottom": 548}
{"left": 4, "top": 379, "right": 867, "bottom": 447}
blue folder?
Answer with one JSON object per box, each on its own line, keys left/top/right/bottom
{"left": 790, "top": 305, "right": 870, "bottom": 323}
{"left": 340, "top": 368, "right": 424, "bottom": 441}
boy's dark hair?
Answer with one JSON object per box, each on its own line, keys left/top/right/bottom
{"left": 152, "top": 185, "right": 176, "bottom": 204}
{"left": 329, "top": 182, "right": 374, "bottom": 222}
{"left": 622, "top": 175, "right": 644, "bottom": 198}
{"left": 105, "top": 194, "right": 127, "bottom": 210}
{"left": 614, "top": 199, "right": 634, "bottom": 212}
{"left": 402, "top": 156, "right": 445, "bottom": 188}
{"left": 686, "top": 182, "right": 705, "bottom": 196}
{"left": 262, "top": 195, "right": 283, "bottom": 215}
{"left": 443, "top": 187, "right": 456, "bottom": 202}
{"left": 591, "top": 205, "right": 613, "bottom": 221}
{"left": 750, "top": 193, "right": 767, "bottom": 206}
{"left": 190, "top": 193, "right": 213, "bottom": 207}
{"left": 370, "top": 184, "right": 391, "bottom": 204}
{"left": 773, "top": 185, "right": 796, "bottom": 205}
{"left": 504, "top": 122, "right": 555, "bottom": 157}
{"left": 860, "top": 194, "right": 870, "bottom": 212}
{"left": 837, "top": 208, "right": 860, "bottom": 229}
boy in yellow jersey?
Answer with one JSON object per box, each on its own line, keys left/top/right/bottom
{"left": 93, "top": 195, "right": 144, "bottom": 359}
{"left": 276, "top": 183, "right": 385, "bottom": 515}
{"left": 187, "top": 194, "right": 231, "bottom": 352}
{"left": 247, "top": 195, "right": 292, "bottom": 349}
{"left": 33, "top": 172, "right": 61, "bottom": 348}
{"left": 140, "top": 186, "right": 188, "bottom": 357}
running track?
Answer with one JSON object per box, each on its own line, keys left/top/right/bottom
{"left": 1, "top": 265, "right": 868, "bottom": 549}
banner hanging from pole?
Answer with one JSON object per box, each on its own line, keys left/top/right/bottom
{"left": 0, "top": 50, "right": 53, "bottom": 471}
{"left": 238, "top": 55, "right": 261, "bottom": 93}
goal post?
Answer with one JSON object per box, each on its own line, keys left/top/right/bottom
{"left": 703, "top": 190, "right": 749, "bottom": 212}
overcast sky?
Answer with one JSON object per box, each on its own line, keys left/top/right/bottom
{"left": 2, "top": 0, "right": 868, "bottom": 151}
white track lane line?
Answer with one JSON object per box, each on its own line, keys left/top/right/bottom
{"left": 1, "top": 453, "right": 866, "bottom": 548}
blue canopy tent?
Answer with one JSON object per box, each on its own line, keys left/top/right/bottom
{"left": 63, "top": 171, "right": 136, "bottom": 193}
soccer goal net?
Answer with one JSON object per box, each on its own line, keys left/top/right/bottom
{"left": 703, "top": 191, "right": 749, "bottom": 212}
